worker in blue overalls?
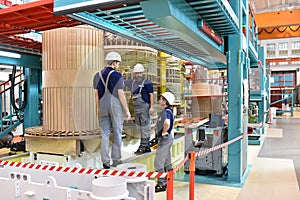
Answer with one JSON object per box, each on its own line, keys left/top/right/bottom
{"left": 124, "top": 63, "right": 154, "bottom": 154}
{"left": 93, "top": 51, "right": 131, "bottom": 169}
{"left": 154, "top": 92, "right": 175, "bottom": 193}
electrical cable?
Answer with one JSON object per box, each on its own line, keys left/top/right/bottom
{"left": 9, "top": 65, "right": 27, "bottom": 124}
{"left": 258, "top": 25, "right": 300, "bottom": 35}
{"left": 289, "top": 25, "right": 300, "bottom": 32}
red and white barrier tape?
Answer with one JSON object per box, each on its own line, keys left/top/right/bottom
{"left": 0, "top": 135, "right": 243, "bottom": 178}
{"left": 173, "top": 134, "right": 243, "bottom": 173}
{"left": 173, "top": 155, "right": 189, "bottom": 173}
{"left": 196, "top": 134, "right": 243, "bottom": 157}
{"left": 0, "top": 160, "right": 168, "bottom": 179}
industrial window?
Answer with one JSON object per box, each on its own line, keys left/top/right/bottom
{"left": 292, "top": 49, "right": 300, "bottom": 55}
{"left": 278, "top": 42, "right": 288, "bottom": 56}
{"left": 279, "top": 50, "right": 288, "bottom": 56}
{"left": 291, "top": 41, "right": 300, "bottom": 55}
{"left": 267, "top": 43, "right": 275, "bottom": 57}
{"left": 267, "top": 50, "right": 276, "bottom": 57}
{"left": 278, "top": 42, "right": 288, "bottom": 50}
{"left": 267, "top": 43, "right": 275, "bottom": 50}
{"left": 292, "top": 41, "right": 300, "bottom": 49}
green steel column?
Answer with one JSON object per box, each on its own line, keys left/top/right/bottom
{"left": 265, "top": 62, "right": 271, "bottom": 123}
{"left": 258, "top": 46, "right": 267, "bottom": 131}
{"left": 24, "top": 68, "right": 41, "bottom": 129}
{"left": 227, "top": 39, "right": 243, "bottom": 183}
{"left": 242, "top": 0, "right": 250, "bottom": 176}
{"left": 227, "top": 0, "right": 244, "bottom": 183}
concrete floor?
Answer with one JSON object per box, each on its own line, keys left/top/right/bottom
{"left": 155, "top": 109, "right": 300, "bottom": 200}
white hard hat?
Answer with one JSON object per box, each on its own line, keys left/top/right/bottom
{"left": 105, "top": 51, "right": 121, "bottom": 62}
{"left": 161, "top": 92, "right": 175, "bottom": 105}
{"left": 133, "top": 63, "right": 145, "bottom": 72}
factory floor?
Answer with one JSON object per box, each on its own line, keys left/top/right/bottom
{"left": 155, "top": 108, "right": 300, "bottom": 200}
{"left": 0, "top": 108, "right": 299, "bottom": 200}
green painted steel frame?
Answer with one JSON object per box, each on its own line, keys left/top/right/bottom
{"left": 23, "top": 68, "right": 41, "bottom": 130}
{"left": 270, "top": 92, "right": 294, "bottom": 116}
{"left": 257, "top": 46, "right": 268, "bottom": 130}
{"left": 0, "top": 54, "right": 42, "bottom": 131}
{"left": 54, "top": 0, "right": 240, "bottom": 68}
{"left": 227, "top": 0, "right": 246, "bottom": 183}
{"left": 0, "top": 53, "right": 41, "bottom": 69}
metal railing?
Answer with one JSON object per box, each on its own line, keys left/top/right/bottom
{"left": 0, "top": 73, "right": 24, "bottom": 139}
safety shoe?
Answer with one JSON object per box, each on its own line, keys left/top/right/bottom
{"left": 10, "top": 141, "right": 25, "bottom": 152}
{"left": 103, "top": 163, "right": 110, "bottom": 169}
{"left": 134, "top": 146, "right": 151, "bottom": 155}
{"left": 155, "top": 184, "right": 166, "bottom": 193}
{"left": 112, "top": 160, "right": 122, "bottom": 167}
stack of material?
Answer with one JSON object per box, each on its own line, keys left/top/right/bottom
{"left": 191, "top": 82, "right": 222, "bottom": 96}
{"left": 190, "top": 83, "right": 224, "bottom": 118}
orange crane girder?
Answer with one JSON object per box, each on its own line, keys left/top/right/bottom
{"left": 255, "top": 8, "right": 300, "bottom": 39}
{"left": 254, "top": 9, "right": 300, "bottom": 28}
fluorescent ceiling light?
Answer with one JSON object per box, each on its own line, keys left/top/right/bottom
{"left": 0, "top": 50, "right": 21, "bottom": 59}
{"left": 54, "top": 0, "right": 118, "bottom": 13}
{"left": 16, "top": 31, "right": 42, "bottom": 43}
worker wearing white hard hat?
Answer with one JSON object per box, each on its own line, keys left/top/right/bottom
{"left": 133, "top": 63, "right": 145, "bottom": 73}
{"left": 93, "top": 51, "right": 131, "bottom": 169}
{"left": 124, "top": 63, "right": 154, "bottom": 154}
{"left": 105, "top": 51, "right": 122, "bottom": 62}
{"left": 153, "top": 91, "right": 175, "bottom": 193}
{"left": 161, "top": 92, "right": 175, "bottom": 105}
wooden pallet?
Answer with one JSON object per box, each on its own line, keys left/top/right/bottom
{"left": 25, "top": 126, "right": 100, "bottom": 139}
{"left": 25, "top": 126, "right": 101, "bottom": 156}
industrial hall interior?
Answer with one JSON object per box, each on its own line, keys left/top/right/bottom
{"left": 0, "top": 0, "right": 300, "bottom": 199}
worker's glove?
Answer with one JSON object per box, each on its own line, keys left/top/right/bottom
{"left": 149, "top": 137, "right": 158, "bottom": 149}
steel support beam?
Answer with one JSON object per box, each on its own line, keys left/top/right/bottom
{"left": 140, "top": 0, "right": 226, "bottom": 65}
{"left": 0, "top": 53, "right": 41, "bottom": 69}
{"left": 24, "top": 68, "right": 41, "bottom": 129}
{"left": 227, "top": 0, "right": 245, "bottom": 183}
{"left": 258, "top": 46, "right": 267, "bottom": 133}
{"left": 54, "top": 0, "right": 140, "bottom": 16}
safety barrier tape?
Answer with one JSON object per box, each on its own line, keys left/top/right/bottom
{"left": 196, "top": 135, "right": 243, "bottom": 157}
{"left": 173, "top": 155, "right": 189, "bottom": 173}
{"left": 173, "top": 134, "right": 243, "bottom": 173}
{"left": 0, "top": 160, "right": 168, "bottom": 179}
{"left": 0, "top": 135, "right": 243, "bottom": 179}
